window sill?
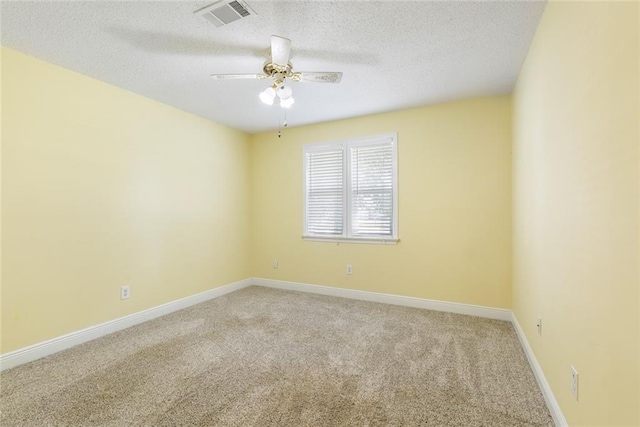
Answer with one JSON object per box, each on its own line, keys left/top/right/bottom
{"left": 302, "top": 236, "right": 399, "bottom": 245}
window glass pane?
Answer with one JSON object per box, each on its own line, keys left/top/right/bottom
{"left": 306, "top": 148, "right": 344, "bottom": 235}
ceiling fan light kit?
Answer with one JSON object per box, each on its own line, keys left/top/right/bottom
{"left": 259, "top": 81, "right": 295, "bottom": 108}
{"left": 211, "top": 35, "right": 342, "bottom": 111}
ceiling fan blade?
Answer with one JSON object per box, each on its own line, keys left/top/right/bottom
{"left": 210, "top": 73, "right": 266, "bottom": 80}
{"left": 292, "top": 72, "right": 343, "bottom": 83}
{"left": 270, "top": 35, "right": 292, "bottom": 66}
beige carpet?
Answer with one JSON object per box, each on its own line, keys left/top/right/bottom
{"left": 1, "top": 286, "right": 553, "bottom": 426}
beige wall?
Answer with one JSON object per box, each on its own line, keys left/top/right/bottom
{"left": 1, "top": 52, "right": 513, "bottom": 354}
{"left": 1, "top": 48, "right": 252, "bottom": 352}
{"left": 251, "top": 97, "right": 513, "bottom": 309}
{"left": 512, "top": 2, "right": 639, "bottom": 425}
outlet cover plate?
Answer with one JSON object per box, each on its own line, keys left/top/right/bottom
{"left": 121, "top": 285, "right": 130, "bottom": 300}
{"left": 570, "top": 366, "right": 579, "bottom": 400}
{"left": 536, "top": 316, "right": 542, "bottom": 335}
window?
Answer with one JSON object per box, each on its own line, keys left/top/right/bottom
{"left": 303, "top": 133, "right": 398, "bottom": 243}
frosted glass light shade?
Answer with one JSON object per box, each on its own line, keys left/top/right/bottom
{"left": 259, "top": 87, "right": 276, "bottom": 105}
{"left": 280, "top": 96, "right": 295, "bottom": 108}
{"left": 277, "top": 84, "right": 293, "bottom": 100}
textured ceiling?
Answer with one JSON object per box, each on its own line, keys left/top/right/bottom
{"left": 1, "top": 1, "right": 546, "bottom": 134}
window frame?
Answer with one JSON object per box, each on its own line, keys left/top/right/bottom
{"left": 302, "top": 132, "right": 398, "bottom": 244}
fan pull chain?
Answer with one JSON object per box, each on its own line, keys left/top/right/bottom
{"left": 278, "top": 109, "right": 288, "bottom": 139}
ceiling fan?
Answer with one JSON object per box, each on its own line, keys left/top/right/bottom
{"left": 210, "top": 35, "right": 343, "bottom": 108}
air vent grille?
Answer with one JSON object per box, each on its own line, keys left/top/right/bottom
{"left": 195, "top": 0, "right": 255, "bottom": 28}
{"left": 229, "top": 1, "right": 250, "bottom": 18}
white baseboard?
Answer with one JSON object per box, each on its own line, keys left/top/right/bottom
{"left": 511, "top": 313, "right": 567, "bottom": 427}
{"left": 0, "top": 278, "right": 253, "bottom": 371}
{"left": 252, "top": 277, "right": 512, "bottom": 321}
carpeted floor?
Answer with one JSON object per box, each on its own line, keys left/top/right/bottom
{"left": 1, "top": 286, "right": 553, "bottom": 426}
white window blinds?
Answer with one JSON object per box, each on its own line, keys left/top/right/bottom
{"left": 303, "top": 133, "right": 398, "bottom": 243}
{"left": 305, "top": 147, "right": 344, "bottom": 235}
{"left": 350, "top": 142, "right": 394, "bottom": 237}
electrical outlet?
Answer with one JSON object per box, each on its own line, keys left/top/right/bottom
{"left": 346, "top": 265, "right": 353, "bottom": 275}
{"left": 536, "top": 316, "right": 542, "bottom": 335}
{"left": 272, "top": 260, "right": 278, "bottom": 269}
{"left": 120, "top": 285, "right": 130, "bottom": 300}
{"left": 570, "top": 366, "right": 579, "bottom": 400}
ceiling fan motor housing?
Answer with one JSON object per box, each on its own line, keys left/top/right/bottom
{"left": 263, "top": 62, "right": 293, "bottom": 78}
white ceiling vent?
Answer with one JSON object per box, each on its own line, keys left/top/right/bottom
{"left": 195, "top": 0, "right": 255, "bottom": 28}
